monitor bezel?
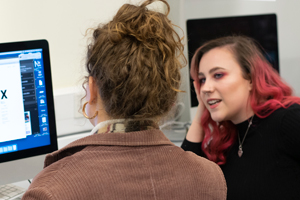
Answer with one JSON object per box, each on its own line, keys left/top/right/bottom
{"left": 0, "top": 39, "right": 58, "bottom": 163}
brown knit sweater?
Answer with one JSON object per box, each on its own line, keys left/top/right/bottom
{"left": 22, "top": 128, "right": 226, "bottom": 200}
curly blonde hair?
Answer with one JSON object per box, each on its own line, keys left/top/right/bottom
{"left": 84, "top": 0, "right": 186, "bottom": 120}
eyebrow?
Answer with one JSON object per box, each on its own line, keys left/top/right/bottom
{"left": 198, "top": 67, "right": 225, "bottom": 78}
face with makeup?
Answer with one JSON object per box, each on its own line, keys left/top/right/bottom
{"left": 198, "top": 47, "right": 253, "bottom": 124}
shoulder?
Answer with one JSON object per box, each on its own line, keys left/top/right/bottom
{"left": 169, "top": 146, "right": 227, "bottom": 199}
{"left": 268, "top": 103, "right": 300, "bottom": 116}
{"left": 22, "top": 161, "right": 69, "bottom": 200}
{"left": 23, "top": 146, "right": 88, "bottom": 199}
{"left": 284, "top": 103, "right": 300, "bottom": 114}
{"left": 274, "top": 104, "right": 300, "bottom": 158}
{"left": 21, "top": 186, "right": 55, "bottom": 200}
{"left": 277, "top": 104, "right": 300, "bottom": 127}
{"left": 265, "top": 103, "right": 300, "bottom": 134}
{"left": 262, "top": 103, "right": 300, "bottom": 125}
{"left": 179, "top": 148, "right": 221, "bottom": 172}
{"left": 274, "top": 103, "right": 300, "bottom": 115}
{"left": 278, "top": 104, "right": 300, "bottom": 133}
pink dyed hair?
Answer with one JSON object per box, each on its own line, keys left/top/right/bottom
{"left": 190, "top": 36, "right": 300, "bottom": 165}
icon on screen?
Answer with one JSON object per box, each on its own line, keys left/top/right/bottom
{"left": 40, "top": 99, "right": 45, "bottom": 104}
{"left": 25, "top": 113, "right": 30, "bottom": 122}
{"left": 34, "top": 61, "right": 41, "bottom": 67}
{"left": 42, "top": 117, "right": 46, "bottom": 123}
{"left": 39, "top": 80, "right": 43, "bottom": 85}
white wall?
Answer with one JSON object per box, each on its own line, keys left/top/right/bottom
{"left": 2, "top": 0, "right": 299, "bottom": 127}
{"left": 168, "top": 0, "right": 300, "bottom": 122}
{"left": 0, "top": 0, "right": 144, "bottom": 90}
{"left": 0, "top": 0, "right": 167, "bottom": 135}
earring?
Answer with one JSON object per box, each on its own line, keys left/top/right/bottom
{"left": 82, "top": 102, "right": 98, "bottom": 119}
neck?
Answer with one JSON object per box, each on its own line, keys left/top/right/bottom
{"left": 89, "top": 109, "right": 111, "bottom": 126}
{"left": 231, "top": 109, "right": 254, "bottom": 124}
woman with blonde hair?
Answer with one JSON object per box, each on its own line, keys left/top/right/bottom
{"left": 22, "top": 1, "right": 226, "bottom": 199}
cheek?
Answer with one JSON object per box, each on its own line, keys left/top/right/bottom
{"left": 200, "top": 93, "right": 206, "bottom": 104}
{"left": 224, "top": 86, "right": 250, "bottom": 107}
{"left": 219, "top": 81, "right": 249, "bottom": 102}
{"left": 200, "top": 94, "right": 211, "bottom": 110}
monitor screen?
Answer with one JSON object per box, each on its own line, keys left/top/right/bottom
{"left": 186, "top": 14, "right": 279, "bottom": 107}
{"left": 0, "top": 40, "right": 57, "bottom": 184}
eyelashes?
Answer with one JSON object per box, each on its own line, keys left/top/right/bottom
{"left": 198, "top": 72, "right": 226, "bottom": 85}
{"left": 214, "top": 73, "right": 225, "bottom": 79}
{"left": 199, "top": 78, "right": 206, "bottom": 84}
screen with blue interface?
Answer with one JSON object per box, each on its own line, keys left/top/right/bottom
{"left": 0, "top": 43, "right": 56, "bottom": 161}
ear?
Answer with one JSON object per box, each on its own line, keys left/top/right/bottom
{"left": 88, "top": 76, "right": 98, "bottom": 104}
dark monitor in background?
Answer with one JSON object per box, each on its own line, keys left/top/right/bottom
{"left": 0, "top": 40, "right": 57, "bottom": 185}
{"left": 186, "top": 14, "right": 279, "bottom": 108}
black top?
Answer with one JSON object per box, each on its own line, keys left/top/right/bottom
{"left": 182, "top": 104, "right": 300, "bottom": 200}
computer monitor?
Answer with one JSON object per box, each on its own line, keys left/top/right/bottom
{"left": 0, "top": 40, "right": 57, "bottom": 185}
{"left": 186, "top": 14, "right": 279, "bottom": 118}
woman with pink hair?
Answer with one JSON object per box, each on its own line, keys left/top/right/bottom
{"left": 182, "top": 36, "right": 300, "bottom": 200}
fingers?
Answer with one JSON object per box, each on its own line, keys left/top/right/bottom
{"left": 193, "top": 81, "right": 199, "bottom": 98}
{"left": 193, "top": 81, "right": 205, "bottom": 115}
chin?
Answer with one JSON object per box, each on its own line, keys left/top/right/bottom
{"left": 210, "top": 113, "right": 225, "bottom": 123}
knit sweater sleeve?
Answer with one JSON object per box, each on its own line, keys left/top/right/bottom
{"left": 279, "top": 105, "right": 300, "bottom": 160}
{"left": 181, "top": 138, "right": 206, "bottom": 157}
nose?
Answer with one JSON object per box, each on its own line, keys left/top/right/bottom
{"left": 201, "top": 79, "right": 214, "bottom": 95}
